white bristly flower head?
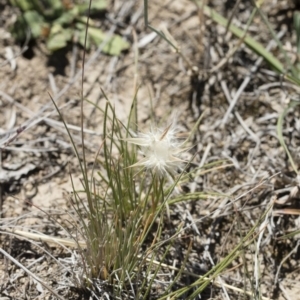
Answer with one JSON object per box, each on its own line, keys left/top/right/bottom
{"left": 125, "top": 122, "right": 187, "bottom": 180}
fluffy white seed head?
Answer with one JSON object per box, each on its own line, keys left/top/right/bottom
{"left": 125, "top": 123, "right": 186, "bottom": 179}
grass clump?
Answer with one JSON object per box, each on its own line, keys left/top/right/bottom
{"left": 57, "top": 96, "right": 192, "bottom": 298}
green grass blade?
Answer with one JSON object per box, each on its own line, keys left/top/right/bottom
{"left": 194, "top": 2, "right": 300, "bottom": 85}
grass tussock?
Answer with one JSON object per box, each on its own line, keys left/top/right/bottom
{"left": 57, "top": 95, "right": 198, "bottom": 298}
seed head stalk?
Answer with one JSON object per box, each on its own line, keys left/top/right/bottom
{"left": 125, "top": 121, "right": 187, "bottom": 220}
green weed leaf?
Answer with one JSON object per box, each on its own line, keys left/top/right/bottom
{"left": 38, "top": 0, "right": 63, "bottom": 20}
{"left": 88, "top": 27, "right": 130, "bottom": 56}
{"left": 11, "top": 0, "right": 63, "bottom": 18}
{"left": 54, "top": 7, "right": 79, "bottom": 25}
{"left": 78, "top": 0, "right": 107, "bottom": 13}
{"left": 24, "top": 10, "right": 45, "bottom": 38}
{"left": 10, "top": 0, "right": 127, "bottom": 55}
{"left": 78, "top": 29, "right": 91, "bottom": 50}
{"left": 10, "top": 0, "right": 33, "bottom": 11}
{"left": 47, "top": 25, "right": 72, "bottom": 51}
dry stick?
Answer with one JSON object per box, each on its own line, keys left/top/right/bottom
{"left": 11, "top": 256, "right": 45, "bottom": 283}
{"left": 0, "top": 24, "right": 118, "bottom": 149}
{"left": 4, "top": 229, "right": 85, "bottom": 248}
{"left": 274, "top": 240, "right": 300, "bottom": 284}
{"left": 0, "top": 248, "right": 65, "bottom": 300}
{"left": 186, "top": 198, "right": 231, "bottom": 299}
{"left": 0, "top": 105, "right": 17, "bottom": 211}
{"left": 221, "top": 80, "right": 259, "bottom": 143}
{"left": 3, "top": 229, "right": 272, "bottom": 300}
{"left": 48, "top": 73, "right": 58, "bottom": 97}
{"left": 0, "top": 92, "right": 99, "bottom": 149}
{"left": 2, "top": 229, "right": 71, "bottom": 277}
{"left": 225, "top": 0, "right": 242, "bottom": 35}
{"left": 221, "top": 29, "right": 286, "bottom": 125}
{"left": 221, "top": 80, "right": 260, "bottom": 169}
{"left": 279, "top": 282, "right": 293, "bottom": 300}
{"left": 191, "top": 172, "right": 279, "bottom": 227}
{"left": 195, "top": 0, "right": 207, "bottom": 55}
{"left": 69, "top": 35, "right": 79, "bottom": 83}
{"left": 0, "top": 30, "right": 30, "bottom": 68}
{"left": 0, "top": 151, "right": 2, "bottom": 217}
{"left": 258, "top": 81, "right": 300, "bottom": 92}
{"left": 203, "top": 224, "right": 231, "bottom": 300}
{"left": 43, "top": 118, "right": 99, "bottom": 135}
{"left": 0, "top": 96, "right": 92, "bottom": 149}
{"left": 254, "top": 199, "right": 273, "bottom": 296}
{"left": 210, "top": 39, "right": 245, "bottom": 74}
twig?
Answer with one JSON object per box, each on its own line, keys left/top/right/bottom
{"left": 0, "top": 247, "right": 65, "bottom": 300}
{"left": 0, "top": 30, "right": 31, "bottom": 68}
{"left": 3, "top": 228, "right": 272, "bottom": 300}
{"left": 222, "top": 29, "right": 286, "bottom": 125}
